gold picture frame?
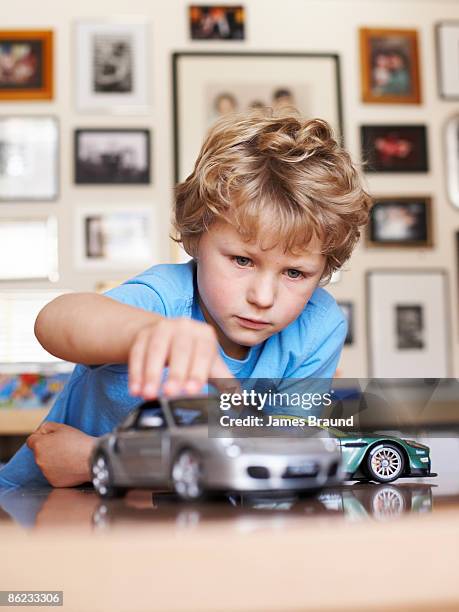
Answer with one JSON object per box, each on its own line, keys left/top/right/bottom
{"left": 0, "top": 30, "right": 53, "bottom": 100}
{"left": 360, "top": 28, "right": 421, "bottom": 104}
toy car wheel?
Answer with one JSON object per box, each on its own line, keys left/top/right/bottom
{"left": 92, "top": 452, "right": 126, "bottom": 499}
{"left": 365, "top": 443, "right": 405, "bottom": 483}
{"left": 172, "top": 449, "right": 204, "bottom": 501}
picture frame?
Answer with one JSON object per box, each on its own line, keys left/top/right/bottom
{"left": 367, "top": 270, "right": 450, "bottom": 378}
{"left": 173, "top": 52, "right": 343, "bottom": 182}
{"left": 0, "top": 217, "right": 58, "bottom": 281}
{"left": 361, "top": 124, "right": 428, "bottom": 173}
{"left": 0, "top": 116, "right": 59, "bottom": 201}
{"left": 337, "top": 301, "right": 354, "bottom": 346}
{"left": 367, "top": 197, "right": 433, "bottom": 248}
{"left": 436, "top": 22, "right": 459, "bottom": 99}
{"left": 0, "top": 30, "right": 53, "bottom": 100}
{"left": 75, "top": 205, "right": 155, "bottom": 269}
{"left": 189, "top": 5, "right": 245, "bottom": 40}
{"left": 359, "top": 28, "right": 421, "bottom": 104}
{"left": 75, "top": 20, "right": 150, "bottom": 113}
{"left": 74, "top": 129, "right": 151, "bottom": 184}
{"left": 446, "top": 114, "right": 459, "bottom": 209}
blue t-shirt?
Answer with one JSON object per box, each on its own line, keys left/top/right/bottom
{"left": 0, "top": 260, "right": 346, "bottom": 489}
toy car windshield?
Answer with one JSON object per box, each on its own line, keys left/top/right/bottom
{"left": 168, "top": 396, "right": 218, "bottom": 426}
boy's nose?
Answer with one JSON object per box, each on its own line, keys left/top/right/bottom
{"left": 247, "top": 276, "right": 276, "bottom": 309}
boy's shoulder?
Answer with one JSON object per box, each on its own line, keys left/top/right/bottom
{"left": 288, "top": 286, "right": 346, "bottom": 342}
{"left": 106, "top": 260, "right": 196, "bottom": 316}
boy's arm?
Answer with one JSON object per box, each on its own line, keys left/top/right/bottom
{"left": 34, "top": 293, "right": 161, "bottom": 366}
{"left": 35, "top": 292, "right": 234, "bottom": 400}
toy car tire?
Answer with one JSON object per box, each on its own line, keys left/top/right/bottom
{"left": 365, "top": 443, "right": 405, "bottom": 483}
{"left": 171, "top": 449, "right": 204, "bottom": 501}
{"left": 92, "top": 451, "right": 127, "bottom": 499}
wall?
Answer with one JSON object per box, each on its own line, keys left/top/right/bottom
{"left": 1, "top": 0, "right": 459, "bottom": 377}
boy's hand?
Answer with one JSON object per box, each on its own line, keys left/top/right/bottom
{"left": 26, "top": 422, "right": 97, "bottom": 488}
{"left": 128, "top": 317, "right": 236, "bottom": 399}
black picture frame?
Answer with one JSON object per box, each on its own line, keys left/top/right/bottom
{"left": 189, "top": 5, "right": 246, "bottom": 40}
{"left": 337, "top": 301, "right": 354, "bottom": 346}
{"left": 366, "top": 196, "right": 433, "bottom": 248}
{"left": 361, "top": 124, "right": 428, "bottom": 173}
{"left": 74, "top": 128, "right": 151, "bottom": 185}
{"left": 172, "top": 52, "right": 343, "bottom": 183}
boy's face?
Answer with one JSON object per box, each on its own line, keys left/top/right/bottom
{"left": 196, "top": 219, "right": 326, "bottom": 360}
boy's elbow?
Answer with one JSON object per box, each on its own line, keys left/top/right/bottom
{"left": 34, "top": 305, "right": 51, "bottom": 349}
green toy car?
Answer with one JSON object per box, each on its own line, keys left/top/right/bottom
{"left": 337, "top": 434, "right": 437, "bottom": 483}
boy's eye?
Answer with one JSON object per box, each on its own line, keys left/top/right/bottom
{"left": 233, "top": 256, "right": 252, "bottom": 267}
{"left": 286, "top": 269, "right": 304, "bottom": 279}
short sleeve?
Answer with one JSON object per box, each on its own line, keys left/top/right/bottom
{"left": 289, "top": 306, "right": 347, "bottom": 380}
{"left": 103, "top": 281, "right": 167, "bottom": 316}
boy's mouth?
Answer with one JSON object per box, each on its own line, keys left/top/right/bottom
{"left": 235, "top": 316, "right": 272, "bottom": 330}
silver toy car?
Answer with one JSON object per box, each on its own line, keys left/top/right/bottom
{"left": 91, "top": 396, "right": 343, "bottom": 501}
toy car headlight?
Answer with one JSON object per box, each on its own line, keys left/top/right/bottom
{"left": 219, "top": 438, "right": 241, "bottom": 458}
{"left": 404, "top": 439, "right": 428, "bottom": 450}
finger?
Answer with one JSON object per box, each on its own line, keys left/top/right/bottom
{"left": 36, "top": 421, "right": 60, "bottom": 434}
{"left": 183, "top": 338, "right": 215, "bottom": 394}
{"left": 142, "top": 326, "right": 173, "bottom": 399}
{"left": 128, "top": 330, "right": 151, "bottom": 396}
{"left": 26, "top": 433, "right": 39, "bottom": 450}
{"left": 163, "top": 336, "right": 194, "bottom": 396}
{"left": 209, "top": 357, "right": 240, "bottom": 393}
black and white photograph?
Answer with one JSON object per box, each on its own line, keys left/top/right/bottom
{"left": 173, "top": 52, "right": 342, "bottom": 182}
{"left": 367, "top": 271, "right": 450, "bottom": 377}
{"left": 207, "top": 83, "right": 307, "bottom": 124}
{"left": 0, "top": 116, "right": 58, "bottom": 200}
{"left": 76, "top": 206, "right": 154, "bottom": 269}
{"left": 189, "top": 5, "right": 245, "bottom": 40}
{"left": 367, "top": 197, "right": 432, "bottom": 247}
{"left": 338, "top": 301, "right": 354, "bottom": 345}
{"left": 74, "top": 129, "right": 150, "bottom": 184}
{"left": 75, "top": 20, "right": 149, "bottom": 113}
{"left": 395, "top": 304, "right": 424, "bottom": 349}
{"left": 93, "top": 34, "right": 132, "bottom": 93}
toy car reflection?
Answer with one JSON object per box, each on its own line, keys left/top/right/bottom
{"left": 338, "top": 434, "right": 436, "bottom": 483}
{"left": 91, "top": 396, "right": 342, "bottom": 501}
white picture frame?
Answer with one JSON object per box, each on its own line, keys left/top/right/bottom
{"left": 0, "top": 217, "right": 58, "bottom": 281}
{"left": 446, "top": 114, "right": 459, "bottom": 209}
{"left": 75, "top": 205, "right": 155, "bottom": 269}
{"left": 0, "top": 116, "right": 58, "bottom": 201}
{"left": 436, "top": 22, "right": 459, "bottom": 99}
{"left": 75, "top": 19, "right": 150, "bottom": 113}
{"left": 367, "top": 270, "right": 450, "bottom": 378}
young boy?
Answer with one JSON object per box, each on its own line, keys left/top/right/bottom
{"left": 0, "top": 111, "right": 371, "bottom": 489}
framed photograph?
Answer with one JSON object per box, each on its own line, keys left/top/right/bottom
{"left": 173, "top": 52, "right": 343, "bottom": 182}
{"left": 446, "top": 114, "right": 459, "bottom": 208}
{"left": 74, "top": 129, "right": 151, "bottom": 184}
{"left": 0, "top": 116, "right": 59, "bottom": 201}
{"left": 189, "top": 5, "right": 245, "bottom": 40}
{"left": 359, "top": 28, "right": 421, "bottom": 104}
{"left": 367, "top": 197, "right": 433, "bottom": 248}
{"left": 0, "top": 30, "right": 53, "bottom": 100}
{"left": 436, "top": 22, "right": 459, "bottom": 99}
{"left": 75, "top": 205, "right": 154, "bottom": 269}
{"left": 75, "top": 20, "right": 149, "bottom": 113}
{"left": 337, "top": 301, "right": 354, "bottom": 345}
{"left": 361, "top": 125, "right": 428, "bottom": 173}
{"left": 0, "top": 217, "right": 58, "bottom": 281}
{"left": 367, "top": 270, "right": 450, "bottom": 377}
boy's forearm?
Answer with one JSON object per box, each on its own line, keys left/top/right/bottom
{"left": 35, "top": 293, "right": 162, "bottom": 365}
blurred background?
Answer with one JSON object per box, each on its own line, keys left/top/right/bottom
{"left": 0, "top": 0, "right": 458, "bottom": 386}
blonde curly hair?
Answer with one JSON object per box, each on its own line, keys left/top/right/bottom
{"left": 173, "top": 110, "right": 372, "bottom": 283}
